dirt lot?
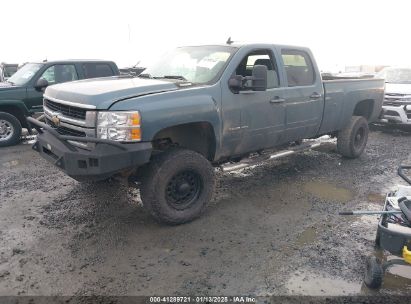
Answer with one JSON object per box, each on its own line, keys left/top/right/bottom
{"left": 0, "top": 126, "right": 411, "bottom": 298}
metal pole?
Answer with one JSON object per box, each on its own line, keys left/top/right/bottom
{"left": 339, "top": 210, "right": 403, "bottom": 216}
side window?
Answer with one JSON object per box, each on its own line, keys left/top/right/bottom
{"left": 39, "top": 65, "right": 78, "bottom": 85}
{"left": 235, "top": 50, "right": 279, "bottom": 89}
{"left": 40, "top": 66, "right": 56, "bottom": 84}
{"left": 82, "top": 63, "right": 114, "bottom": 78}
{"left": 281, "top": 49, "right": 315, "bottom": 87}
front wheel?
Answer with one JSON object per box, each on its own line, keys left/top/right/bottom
{"left": 140, "top": 148, "right": 215, "bottom": 225}
{"left": 337, "top": 116, "right": 369, "bottom": 158}
{"left": 0, "top": 112, "right": 22, "bottom": 147}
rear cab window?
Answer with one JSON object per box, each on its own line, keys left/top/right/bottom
{"left": 281, "top": 49, "right": 315, "bottom": 87}
{"left": 82, "top": 63, "right": 115, "bottom": 78}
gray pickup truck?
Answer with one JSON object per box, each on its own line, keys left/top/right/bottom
{"left": 29, "top": 43, "right": 385, "bottom": 224}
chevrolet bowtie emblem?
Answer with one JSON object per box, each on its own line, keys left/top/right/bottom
{"left": 51, "top": 115, "right": 60, "bottom": 126}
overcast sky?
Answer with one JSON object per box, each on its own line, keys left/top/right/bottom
{"left": 2, "top": 0, "right": 410, "bottom": 72}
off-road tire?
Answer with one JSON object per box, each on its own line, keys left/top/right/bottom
{"left": 364, "top": 256, "right": 383, "bottom": 289}
{"left": 0, "top": 112, "right": 22, "bottom": 147}
{"left": 140, "top": 148, "right": 215, "bottom": 225}
{"left": 337, "top": 116, "right": 369, "bottom": 158}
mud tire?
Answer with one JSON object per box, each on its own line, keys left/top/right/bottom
{"left": 337, "top": 116, "right": 369, "bottom": 158}
{"left": 140, "top": 148, "right": 215, "bottom": 225}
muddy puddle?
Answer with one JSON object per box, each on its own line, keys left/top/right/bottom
{"left": 303, "top": 181, "right": 353, "bottom": 202}
{"left": 2, "top": 160, "right": 19, "bottom": 168}
{"left": 286, "top": 266, "right": 411, "bottom": 295}
{"left": 367, "top": 192, "right": 386, "bottom": 204}
{"left": 286, "top": 270, "right": 362, "bottom": 295}
{"left": 382, "top": 269, "right": 411, "bottom": 290}
{"left": 295, "top": 227, "right": 317, "bottom": 246}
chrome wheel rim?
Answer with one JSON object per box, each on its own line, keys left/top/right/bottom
{"left": 0, "top": 119, "right": 14, "bottom": 142}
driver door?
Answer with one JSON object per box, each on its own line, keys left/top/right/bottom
{"left": 222, "top": 49, "right": 286, "bottom": 155}
{"left": 25, "top": 64, "right": 78, "bottom": 113}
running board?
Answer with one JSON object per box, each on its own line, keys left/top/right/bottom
{"left": 220, "top": 141, "right": 323, "bottom": 172}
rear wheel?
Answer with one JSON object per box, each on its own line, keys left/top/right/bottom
{"left": 337, "top": 116, "right": 369, "bottom": 158}
{"left": 0, "top": 112, "right": 22, "bottom": 147}
{"left": 140, "top": 148, "right": 215, "bottom": 225}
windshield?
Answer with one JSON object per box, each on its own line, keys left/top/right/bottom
{"left": 4, "top": 66, "right": 18, "bottom": 78}
{"left": 376, "top": 68, "right": 411, "bottom": 84}
{"left": 7, "top": 63, "right": 43, "bottom": 86}
{"left": 142, "top": 46, "right": 236, "bottom": 84}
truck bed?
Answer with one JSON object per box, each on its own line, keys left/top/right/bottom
{"left": 318, "top": 78, "right": 385, "bottom": 135}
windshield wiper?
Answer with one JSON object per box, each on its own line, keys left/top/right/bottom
{"left": 6, "top": 80, "right": 15, "bottom": 85}
{"left": 157, "top": 75, "right": 187, "bottom": 81}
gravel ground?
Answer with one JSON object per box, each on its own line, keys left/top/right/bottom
{"left": 0, "top": 127, "right": 411, "bottom": 300}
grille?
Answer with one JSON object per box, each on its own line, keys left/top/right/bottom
{"left": 384, "top": 101, "right": 404, "bottom": 106}
{"left": 386, "top": 93, "right": 406, "bottom": 97}
{"left": 45, "top": 118, "right": 86, "bottom": 137}
{"left": 44, "top": 99, "right": 87, "bottom": 120}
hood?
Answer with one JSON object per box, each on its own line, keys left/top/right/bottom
{"left": 0, "top": 82, "right": 17, "bottom": 89}
{"left": 45, "top": 76, "right": 180, "bottom": 109}
{"left": 0, "top": 83, "right": 25, "bottom": 101}
{"left": 385, "top": 83, "right": 411, "bottom": 96}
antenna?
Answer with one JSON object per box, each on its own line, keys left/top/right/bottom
{"left": 226, "top": 37, "right": 234, "bottom": 45}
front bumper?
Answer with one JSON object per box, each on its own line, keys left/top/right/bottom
{"left": 27, "top": 117, "right": 152, "bottom": 181}
{"left": 379, "top": 105, "right": 411, "bottom": 125}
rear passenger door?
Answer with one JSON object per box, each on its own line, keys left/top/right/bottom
{"left": 81, "top": 63, "right": 115, "bottom": 79}
{"left": 280, "top": 49, "right": 324, "bottom": 141}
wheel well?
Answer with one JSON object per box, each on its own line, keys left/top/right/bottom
{"left": 0, "top": 105, "right": 27, "bottom": 128}
{"left": 353, "top": 99, "right": 374, "bottom": 120}
{"left": 152, "top": 122, "right": 216, "bottom": 160}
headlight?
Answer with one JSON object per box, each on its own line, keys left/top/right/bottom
{"left": 97, "top": 111, "right": 141, "bottom": 141}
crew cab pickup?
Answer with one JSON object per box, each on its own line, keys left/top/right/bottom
{"left": 29, "top": 43, "right": 384, "bottom": 224}
{"left": 0, "top": 60, "right": 119, "bottom": 147}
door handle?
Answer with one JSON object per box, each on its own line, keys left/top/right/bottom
{"left": 310, "top": 92, "right": 322, "bottom": 99}
{"left": 270, "top": 96, "right": 285, "bottom": 104}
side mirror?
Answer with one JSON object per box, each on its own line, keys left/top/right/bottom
{"left": 251, "top": 65, "right": 267, "bottom": 91}
{"left": 34, "top": 78, "right": 49, "bottom": 91}
{"left": 228, "top": 75, "right": 243, "bottom": 91}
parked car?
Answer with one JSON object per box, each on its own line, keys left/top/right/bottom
{"left": 0, "top": 63, "right": 19, "bottom": 82}
{"left": 0, "top": 60, "right": 119, "bottom": 147}
{"left": 28, "top": 43, "right": 384, "bottom": 224}
{"left": 377, "top": 67, "right": 411, "bottom": 126}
